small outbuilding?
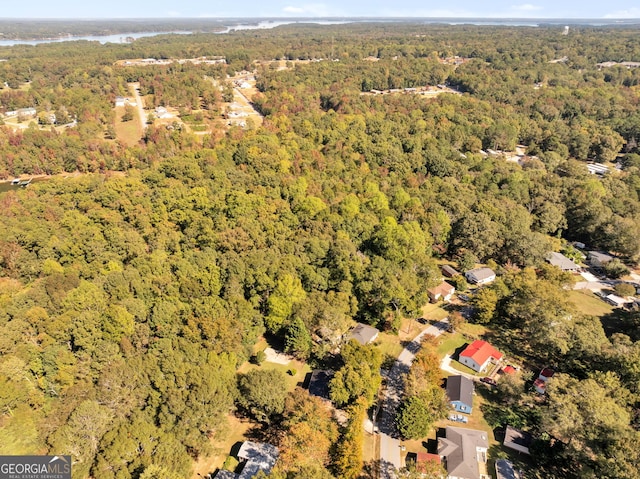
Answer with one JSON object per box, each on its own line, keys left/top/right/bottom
{"left": 441, "top": 264, "right": 460, "bottom": 278}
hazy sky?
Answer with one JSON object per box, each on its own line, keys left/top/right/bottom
{"left": 2, "top": 1, "right": 639, "bottom": 19}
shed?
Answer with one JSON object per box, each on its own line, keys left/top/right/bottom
{"left": 441, "top": 265, "right": 460, "bottom": 278}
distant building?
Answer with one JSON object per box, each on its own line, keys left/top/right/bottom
{"left": 588, "top": 251, "right": 614, "bottom": 268}
{"left": 441, "top": 264, "right": 460, "bottom": 278}
{"left": 438, "top": 426, "right": 489, "bottom": 479}
{"left": 446, "top": 375, "right": 474, "bottom": 414}
{"left": 115, "top": 96, "right": 126, "bottom": 107}
{"left": 459, "top": 340, "right": 503, "bottom": 373}
{"left": 534, "top": 368, "right": 555, "bottom": 394}
{"left": 347, "top": 323, "right": 379, "bottom": 345}
{"left": 465, "top": 267, "right": 496, "bottom": 285}
{"left": 586, "top": 163, "right": 609, "bottom": 176}
{"left": 546, "top": 252, "right": 581, "bottom": 272}
{"left": 428, "top": 281, "right": 456, "bottom": 303}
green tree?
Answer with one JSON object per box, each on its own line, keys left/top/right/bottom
{"left": 238, "top": 369, "right": 288, "bottom": 423}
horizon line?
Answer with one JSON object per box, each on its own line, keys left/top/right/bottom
{"left": 0, "top": 16, "right": 639, "bottom": 21}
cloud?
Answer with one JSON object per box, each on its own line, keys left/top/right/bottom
{"left": 604, "top": 8, "right": 640, "bottom": 18}
{"left": 511, "top": 4, "right": 542, "bottom": 12}
{"left": 281, "top": 4, "right": 336, "bottom": 16}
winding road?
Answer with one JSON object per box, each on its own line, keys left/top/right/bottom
{"left": 378, "top": 318, "right": 450, "bottom": 478}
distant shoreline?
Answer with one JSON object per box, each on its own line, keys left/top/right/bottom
{"left": 0, "top": 17, "right": 639, "bottom": 44}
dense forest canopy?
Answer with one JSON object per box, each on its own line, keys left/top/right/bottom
{"left": 1, "top": 22, "right": 640, "bottom": 479}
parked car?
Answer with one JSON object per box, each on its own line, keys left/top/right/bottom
{"left": 448, "top": 414, "right": 468, "bottom": 423}
{"left": 480, "top": 377, "right": 497, "bottom": 386}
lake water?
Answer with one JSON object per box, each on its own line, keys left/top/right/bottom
{"left": 0, "top": 31, "right": 192, "bottom": 47}
{"left": 0, "top": 18, "right": 638, "bottom": 47}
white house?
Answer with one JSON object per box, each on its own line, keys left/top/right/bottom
{"left": 428, "top": 281, "right": 456, "bottom": 303}
{"left": 459, "top": 340, "right": 503, "bottom": 373}
{"left": 465, "top": 267, "right": 496, "bottom": 285}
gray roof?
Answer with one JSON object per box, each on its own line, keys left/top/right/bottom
{"left": 214, "top": 471, "right": 238, "bottom": 479}
{"left": 446, "top": 375, "right": 474, "bottom": 408}
{"left": 438, "top": 427, "right": 489, "bottom": 479}
{"left": 504, "top": 425, "right": 533, "bottom": 451}
{"left": 441, "top": 264, "right": 460, "bottom": 277}
{"left": 237, "top": 441, "right": 279, "bottom": 479}
{"left": 546, "top": 252, "right": 580, "bottom": 271}
{"left": 588, "top": 251, "right": 614, "bottom": 263}
{"left": 308, "top": 370, "right": 333, "bottom": 400}
{"left": 495, "top": 459, "right": 521, "bottom": 479}
{"left": 348, "top": 323, "right": 379, "bottom": 345}
{"left": 465, "top": 267, "right": 495, "bottom": 283}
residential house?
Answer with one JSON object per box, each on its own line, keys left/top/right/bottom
{"left": 214, "top": 441, "right": 279, "bottom": 479}
{"left": 546, "top": 252, "right": 581, "bottom": 272}
{"left": 465, "top": 268, "right": 496, "bottom": 285}
{"left": 588, "top": 251, "right": 614, "bottom": 268}
{"left": 441, "top": 264, "right": 460, "bottom": 278}
{"left": 308, "top": 370, "right": 333, "bottom": 400}
{"left": 586, "top": 163, "right": 609, "bottom": 176}
{"left": 438, "top": 426, "right": 489, "bottom": 479}
{"left": 348, "top": 323, "right": 379, "bottom": 345}
{"left": 428, "top": 281, "right": 456, "bottom": 303}
{"left": 534, "top": 368, "right": 554, "bottom": 394}
{"left": 503, "top": 426, "right": 532, "bottom": 455}
{"left": 446, "top": 375, "right": 474, "bottom": 414}
{"left": 115, "top": 96, "right": 126, "bottom": 107}
{"left": 459, "top": 340, "right": 503, "bottom": 373}
{"left": 495, "top": 459, "right": 521, "bottom": 479}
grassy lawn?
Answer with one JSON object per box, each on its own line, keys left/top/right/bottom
{"left": 114, "top": 107, "right": 142, "bottom": 146}
{"left": 420, "top": 302, "right": 449, "bottom": 321}
{"left": 568, "top": 290, "right": 613, "bottom": 317}
{"left": 436, "top": 332, "right": 467, "bottom": 358}
{"left": 191, "top": 414, "right": 252, "bottom": 479}
{"left": 375, "top": 331, "right": 405, "bottom": 360}
{"left": 448, "top": 361, "right": 479, "bottom": 376}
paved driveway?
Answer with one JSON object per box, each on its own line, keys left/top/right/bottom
{"left": 378, "top": 319, "right": 449, "bottom": 478}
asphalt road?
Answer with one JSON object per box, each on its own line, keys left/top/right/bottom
{"left": 378, "top": 318, "right": 450, "bottom": 478}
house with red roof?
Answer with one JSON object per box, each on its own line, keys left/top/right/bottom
{"left": 459, "top": 340, "right": 503, "bottom": 373}
{"left": 534, "top": 368, "right": 555, "bottom": 394}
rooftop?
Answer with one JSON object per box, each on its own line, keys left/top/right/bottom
{"left": 546, "top": 252, "right": 580, "bottom": 271}
{"left": 460, "top": 340, "right": 503, "bottom": 365}
{"left": 446, "top": 375, "right": 474, "bottom": 406}
{"left": 438, "top": 426, "right": 489, "bottom": 479}
{"left": 348, "top": 323, "right": 379, "bottom": 345}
